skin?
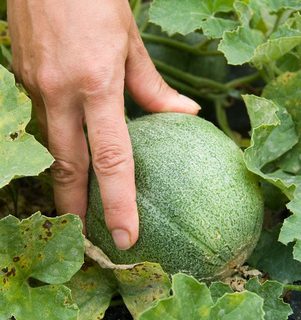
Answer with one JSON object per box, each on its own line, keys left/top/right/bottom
{"left": 7, "top": 0, "right": 200, "bottom": 250}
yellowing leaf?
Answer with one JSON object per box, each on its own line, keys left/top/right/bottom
{"left": 0, "top": 65, "right": 53, "bottom": 188}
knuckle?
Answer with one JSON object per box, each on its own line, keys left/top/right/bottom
{"left": 80, "top": 65, "right": 124, "bottom": 99}
{"left": 36, "top": 67, "right": 63, "bottom": 96}
{"left": 92, "top": 145, "right": 132, "bottom": 176}
{"left": 51, "top": 160, "right": 86, "bottom": 186}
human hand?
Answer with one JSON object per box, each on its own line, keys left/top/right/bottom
{"left": 8, "top": 0, "right": 200, "bottom": 249}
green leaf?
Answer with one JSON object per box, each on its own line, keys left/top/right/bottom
{"left": 209, "top": 282, "right": 233, "bottom": 303}
{"left": 251, "top": 28, "right": 301, "bottom": 69}
{"left": 262, "top": 0, "right": 301, "bottom": 11}
{"left": 139, "top": 273, "right": 213, "bottom": 320}
{"left": 243, "top": 93, "right": 301, "bottom": 262}
{"left": 0, "top": 212, "right": 84, "bottom": 319}
{"left": 67, "top": 260, "right": 117, "bottom": 320}
{"left": 243, "top": 95, "right": 297, "bottom": 171}
{"left": 218, "top": 26, "right": 265, "bottom": 65}
{"left": 200, "top": 17, "right": 239, "bottom": 39}
{"left": 263, "top": 71, "right": 301, "bottom": 174}
{"left": 0, "top": 284, "right": 79, "bottom": 320}
{"left": 149, "top": 0, "right": 235, "bottom": 36}
{"left": 114, "top": 262, "right": 171, "bottom": 319}
{"left": 0, "top": 65, "right": 53, "bottom": 188}
{"left": 210, "top": 291, "right": 265, "bottom": 320}
{"left": 245, "top": 278, "right": 293, "bottom": 320}
{"left": 139, "top": 273, "right": 265, "bottom": 320}
{"left": 234, "top": 0, "right": 253, "bottom": 27}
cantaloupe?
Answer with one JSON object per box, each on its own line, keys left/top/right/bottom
{"left": 86, "top": 113, "right": 264, "bottom": 280}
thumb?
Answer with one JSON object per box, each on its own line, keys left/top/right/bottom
{"left": 125, "top": 24, "right": 201, "bottom": 114}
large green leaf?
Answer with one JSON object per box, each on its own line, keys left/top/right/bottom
{"left": 0, "top": 212, "right": 84, "bottom": 319}
{"left": 139, "top": 273, "right": 265, "bottom": 320}
{"left": 218, "top": 26, "right": 265, "bottom": 65}
{"left": 245, "top": 278, "right": 293, "bottom": 319}
{"left": 0, "top": 65, "right": 53, "bottom": 188}
{"left": 149, "top": 0, "right": 235, "bottom": 36}
{"left": 243, "top": 93, "right": 301, "bottom": 261}
{"left": 219, "top": 24, "right": 301, "bottom": 67}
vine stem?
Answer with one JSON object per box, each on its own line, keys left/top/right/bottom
{"left": 226, "top": 72, "right": 260, "bottom": 88}
{"left": 284, "top": 284, "right": 301, "bottom": 292}
{"left": 214, "top": 99, "right": 239, "bottom": 143}
{"left": 162, "top": 74, "right": 224, "bottom": 102}
{"left": 141, "top": 33, "right": 221, "bottom": 56}
{"left": 154, "top": 59, "right": 229, "bottom": 91}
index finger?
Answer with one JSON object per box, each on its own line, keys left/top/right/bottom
{"left": 83, "top": 76, "right": 139, "bottom": 250}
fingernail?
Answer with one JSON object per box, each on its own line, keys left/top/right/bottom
{"left": 112, "top": 229, "right": 132, "bottom": 250}
{"left": 179, "top": 94, "right": 201, "bottom": 111}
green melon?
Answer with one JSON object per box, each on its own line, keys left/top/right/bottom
{"left": 86, "top": 113, "right": 264, "bottom": 280}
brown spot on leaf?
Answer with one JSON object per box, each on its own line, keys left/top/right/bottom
{"left": 81, "top": 260, "right": 94, "bottom": 271}
{"left": 46, "top": 231, "right": 52, "bottom": 237}
{"left": 1, "top": 267, "right": 8, "bottom": 273}
{"left": 13, "top": 257, "right": 20, "bottom": 263}
{"left": 61, "top": 219, "right": 68, "bottom": 224}
{"left": 7, "top": 267, "right": 16, "bottom": 277}
{"left": 43, "top": 220, "right": 53, "bottom": 230}
{"left": 10, "top": 132, "right": 19, "bottom": 140}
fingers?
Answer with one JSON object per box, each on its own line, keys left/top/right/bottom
{"left": 126, "top": 21, "right": 201, "bottom": 114}
{"left": 42, "top": 89, "right": 90, "bottom": 226}
{"left": 83, "top": 73, "right": 139, "bottom": 250}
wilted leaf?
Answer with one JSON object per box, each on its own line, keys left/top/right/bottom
{"left": 115, "top": 262, "right": 171, "bottom": 319}
{"left": 0, "top": 212, "right": 84, "bottom": 319}
{"left": 67, "top": 260, "right": 117, "bottom": 320}
{"left": 0, "top": 65, "right": 53, "bottom": 188}
{"left": 78, "top": 239, "right": 172, "bottom": 319}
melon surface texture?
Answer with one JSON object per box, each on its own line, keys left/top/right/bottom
{"left": 86, "top": 113, "right": 264, "bottom": 280}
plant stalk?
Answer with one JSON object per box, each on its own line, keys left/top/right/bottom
{"left": 142, "top": 33, "right": 221, "bottom": 56}
{"left": 284, "top": 284, "right": 301, "bottom": 292}
{"left": 154, "top": 59, "right": 229, "bottom": 92}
